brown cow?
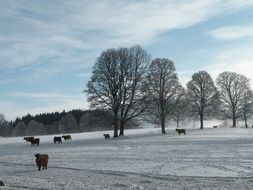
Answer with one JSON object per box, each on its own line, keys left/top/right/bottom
{"left": 24, "top": 136, "right": 34, "bottom": 143}
{"left": 176, "top": 128, "right": 186, "bottom": 135}
{"left": 62, "top": 135, "right": 72, "bottom": 141}
{"left": 35, "top": 154, "right": 49, "bottom": 171}
{"left": 31, "top": 138, "right": 40, "bottom": 146}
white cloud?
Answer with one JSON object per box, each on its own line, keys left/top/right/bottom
{"left": 1, "top": 0, "right": 253, "bottom": 70}
{"left": 178, "top": 41, "right": 253, "bottom": 88}
{"left": 208, "top": 25, "right": 253, "bottom": 40}
{"left": 11, "top": 92, "right": 80, "bottom": 99}
{"left": 205, "top": 43, "right": 253, "bottom": 87}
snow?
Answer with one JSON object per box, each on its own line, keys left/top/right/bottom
{"left": 1, "top": 127, "right": 253, "bottom": 189}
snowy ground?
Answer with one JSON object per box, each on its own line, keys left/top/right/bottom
{"left": 1, "top": 127, "right": 253, "bottom": 189}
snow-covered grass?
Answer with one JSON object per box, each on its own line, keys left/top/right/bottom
{"left": 1, "top": 127, "right": 253, "bottom": 189}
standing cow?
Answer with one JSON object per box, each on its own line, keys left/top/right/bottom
{"left": 54, "top": 136, "right": 62, "bottom": 144}
{"left": 35, "top": 154, "right": 49, "bottom": 171}
{"left": 62, "top": 135, "right": 72, "bottom": 141}
{"left": 31, "top": 138, "right": 40, "bottom": 146}
{"left": 176, "top": 128, "right": 186, "bottom": 135}
{"left": 103, "top": 134, "right": 110, "bottom": 139}
{"left": 23, "top": 136, "right": 34, "bottom": 143}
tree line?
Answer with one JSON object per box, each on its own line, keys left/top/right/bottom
{"left": 86, "top": 45, "right": 253, "bottom": 137}
{"left": 0, "top": 109, "right": 133, "bottom": 137}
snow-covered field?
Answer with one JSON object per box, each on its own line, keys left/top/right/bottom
{"left": 1, "top": 127, "right": 253, "bottom": 189}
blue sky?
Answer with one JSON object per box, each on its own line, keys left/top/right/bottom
{"left": 1, "top": 0, "right": 253, "bottom": 120}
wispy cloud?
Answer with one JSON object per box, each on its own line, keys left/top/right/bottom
{"left": 1, "top": 0, "right": 253, "bottom": 70}
{"left": 208, "top": 25, "right": 253, "bottom": 40}
{"left": 179, "top": 40, "right": 253, "bottom": 88}
{"left": 205, "top": 42, "right": 253, "bottom": 85}
{"left": 11, "top": 92, "right": 80, "bottom": 99}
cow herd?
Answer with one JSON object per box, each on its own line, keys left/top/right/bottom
{"left": 23, "top": 135, "right": 72, "bottom": 146}
{"left": 22, "top": 130, "right": 187, "bottom": 173}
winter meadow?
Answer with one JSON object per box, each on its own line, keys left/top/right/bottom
{"left": 1, "top": 1, "right": 253, "bottom": 190}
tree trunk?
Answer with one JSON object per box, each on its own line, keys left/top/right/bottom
{"left": 232, "top": 111, "right": 236, "bottom": 127}
{"left": 119, "top": 120, "right": 125, "bottom": 136}
{"left": 244, "top": 112, "right": 248, "bottom": 128}
{"left": 161, "top": 115, "right": 166, "bottom": 134}
{"left": 200, "top": 113, "right": 203, "bottom": 130}
{"left": 176, "top": 116, "right": 179, "bottom": 128}
{"left": 113, "top": 111, "right": 119, "bottom": 138}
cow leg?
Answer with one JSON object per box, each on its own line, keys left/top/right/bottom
{"left": 38, "top": 166, "right": 41, "bottom": 171}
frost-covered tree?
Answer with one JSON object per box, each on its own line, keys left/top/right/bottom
{"left": 187, "top": 71, "right": 219, "bottom": 129}
{"left": 0, "top": 113, "right": 10, "bottom": 137}
{"left": 86, "top": 45, "right": 150, "bottom": 137}
{"left": 143, "top": 58, "right": 181, "bottom": 134}
{"left": 240, "top": 89, "right": 253, "bottom": 128}
{"left": 79, "top": 110, "right": 112, "bottom": 132}
{"left": 59, "top": 113, "right": 79, "bottom": 133}
{"left": 26, "top": 120, "right": 46, "bottom": 135}
{"left": 216, "top": 72, "right": 251, "bottom": 127}
{"left": 170, "top": 87, "right": 188, "bottom": 128}
{"left": 13, "top": 121, "right": 26, "bottom": 136}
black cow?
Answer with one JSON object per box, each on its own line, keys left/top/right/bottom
{"left": 103, "top": 134, "right": 110, "bottom": 139}
{"left": 31, "top": 138, "right": 40, "bottom": 146}
{"left": 54, "top": 136, "right": 62, "bottom": 144}
{"left": 213, "top": 125, "right": 218, "bottom": 128}
{"left": 176, "top": 128, "right": 186, "bottom": 135}
{"left": 24, "top": 136, "right": 34, "bottom": 143}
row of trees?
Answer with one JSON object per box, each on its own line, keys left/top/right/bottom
{"left": 86, "top": 45, "right": 253, "bottom": 137}
{"left": 0, "top": 110, "right": 119, "bottom": 137}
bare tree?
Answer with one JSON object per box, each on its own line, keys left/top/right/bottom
{"left": 216, "top": 72, "right": 251, "bottom": 127}
{"left": 186, "top": 71, "right": 219, "bottom": 129}
{"left": 240, "top": 89, "right": 253, "bottom": 128}
{"left": 143, "top": 58, "right": 181, "bottom": 134}
{"left": 86, "top": 45, "right": 150, "bottom": 137}
{"left": 170, "top": 87, "right": 188, "bottom": 128}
